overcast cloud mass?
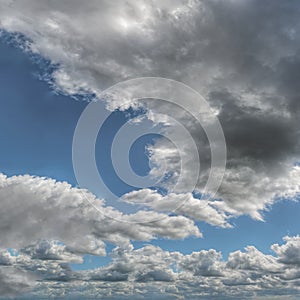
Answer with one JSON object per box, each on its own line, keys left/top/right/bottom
{"left": 1, "top": 0, "right": 300, "bottom": 298}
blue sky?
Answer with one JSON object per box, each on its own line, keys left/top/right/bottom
{"left": 1, "top": 31, "right": 300, "bottom": 263}
{"left": 1, "top": 1, "right": 300, "bottom": 299}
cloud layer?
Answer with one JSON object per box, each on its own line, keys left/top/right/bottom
{"left": 1, "top": 173, "right": 299, "bottom": 298}
{"left": 2, "top": 236, "right": 300, "bottom": 299}
{"left": 1, "top": 0, "right": 300, "bottom": 222}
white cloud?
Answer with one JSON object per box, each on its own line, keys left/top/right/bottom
{"left": 272, "top": 236, "right": 300, "bottom": 265}
{"left": 122, "top": 189, "right": 230, "bottom": 227}
{"left": 214, "top": 165, "right": 300, "bottom": 220}
{"left": 21, "top": 240, "right": 83, "bottom": 264}
{"left": 178, "top": 249, "right": 225, "bottom": 277}
{"left": 0, "top": 173, "right": 200, "bottom": 253}
{"left": 227, "top": 246, "right": 281, "bottom": 273}
{"left": 2, "top": 236, "right": 299, "bottom": 299}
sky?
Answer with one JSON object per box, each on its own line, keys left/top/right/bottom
{"left": 1, "top": 0, "right": 300, "bottom": 299}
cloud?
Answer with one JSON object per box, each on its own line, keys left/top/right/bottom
{"left": 178, "top": 249, "right": 225, "bottom": 277}
{"left": 1, "top": 236, "right": 298, "bottom": 299}
{"left": 1, "top": 0, "right": 299, "bottom": 222}
{"left": 227, "top": 246, "right": 281, "bottom": 273}
{"left": 122, "top": 189, "right": 230, "bottom": 227}
{"left": 0, "top": 266, "right": 36, "bottom": 297}
{"left": 77, "top": 237, "right": 300, "bottom": 298}
{"left": 214, "top": 165, "right": 300, "bottom": 220}
{"left": 87, "top": 244, "right": 176, "bottom": 283}
{"left": 0, "top": 234, "right": 300, "bottom": 298}
{"left": 21, "top": 240, "right": 83, "bottom": 264}
{"left": 272, "top": 236, "right": 300, "bottom": 266}
{"left": 0, "top": 173, "right": 200, "bottom": 254}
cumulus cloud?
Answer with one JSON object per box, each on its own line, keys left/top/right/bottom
{"left": 0, "top": 173, "right": 200, "bottom": 253}
{"left": 179, "top": 249, "right": 225, "bottom": 277}
{"left": 1, "top": 236, "right": 298, "bottom": 299}
{"left": 0, "top": 172, "right": 201, "bottom": 296}
{"left": 227, "top": 246, "right": 281, "bottom": 273}
{"left": 21, "top": 240, "right": 83, "bottom": 264}
{"left": 2, "top": 172, "right": 298, "bottom": 298}
{"left": 76, "top": 237, "right": 300, "bottom": 298}
{"left": 272, "top": 236, "right": 300, "bottom": 266}
{"left": 122, "top": 189, "right": 230, "bottom": 227}
{"left": 87, "top": 245, "right": 176, "bottom": 283}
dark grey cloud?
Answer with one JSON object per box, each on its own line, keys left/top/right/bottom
{"left": 0, "top": 267, "right": 35, "bottom": 297}
{"left": 211, "top": 90, "right": 299, "bottom": 167}
{"left": 21, "top": 240, "right": 83, "bottom": 263}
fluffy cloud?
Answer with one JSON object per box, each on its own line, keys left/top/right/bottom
{"left": 87, "top": 245, "right": 176, "bottom": 283}
{"left": 272, "top": 236, "right": 300, "bottom": 266}
{"left": 1, "top": 236, "right": 299, "bottom": 299}
{"left": 227, "top": 246, "right": 281, "bottom": 273}
{"left": 2, "top": 172, "right": 298, "bottom": 298}
{"left": 214, "top": 165, "right": 300, "bottom": 220}
{"left": 21, "top": 240, "right": 83, "bottom": 264}
{"left": 178, "top": 249, "right": 225, "bottom": 277}
{"left": 0, "top": 173, "right": 200, "bottom": 253}
{"left": 122, "top": 189, "right": 230, "bottom": 227}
